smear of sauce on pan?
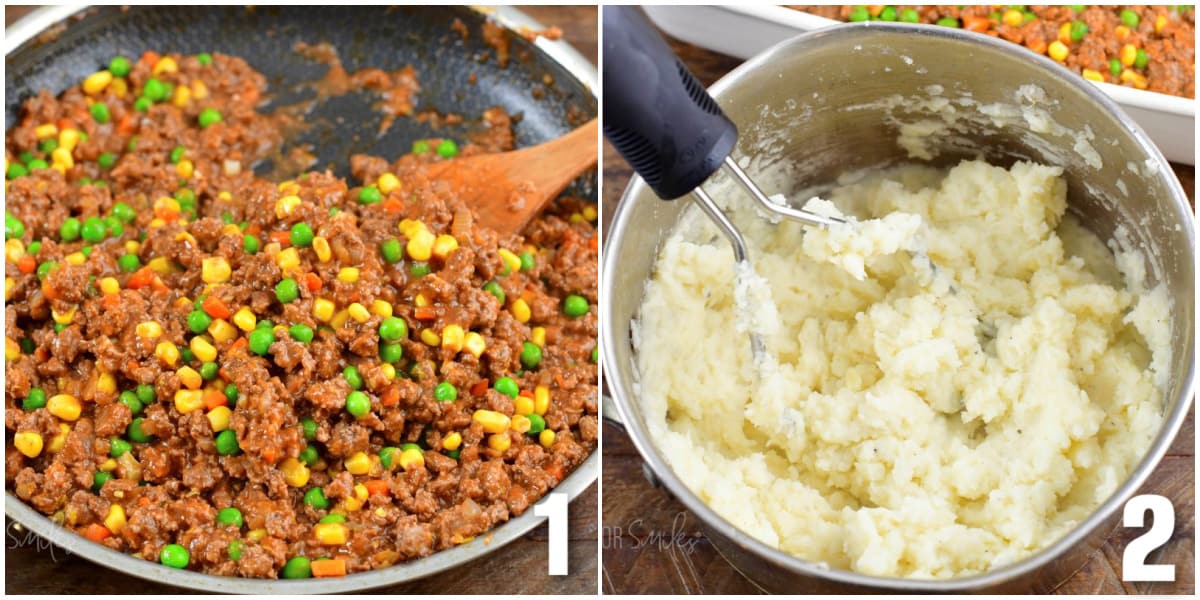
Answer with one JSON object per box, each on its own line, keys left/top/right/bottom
{"left": 293, "top": 41, "right": 421, "bottom": 135}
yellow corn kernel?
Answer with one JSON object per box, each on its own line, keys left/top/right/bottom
{"left": 441, "top": 325, "right": 464, "bottom": 352}
{"left": 51, "top": 146, "right": 75, "bottom": 170}
{"left": 539, "top": 429, "right": 555, "bottom": 448}
{"left": 152, "top": 56, "right": 178, "bottom": 75}
{"left": 337, "top": 267, "right": 360, "bottom": 283}
{"left": 52, "top": 305, "right": 76, "bottom": 325}
{"left": 5, "top": 277, "right": 16, "bottom": 302}
{"left": 377, "top": 172, "right": 401, "bottom": 194}
{"left": 136, "top": 321, "right": 163, "bottom": 339}
{"left": 473, "top": 409, "right": 510, "bottom": 434}
{"left": 514, "top": 395, "right": 534, "bottom": 416}
{"left": 314, "top": 522, "right": 348, "bottom": 545}
{"left": 511, "top": 299, "right": 531, "bottom": 324}
{"left": 172, "top": 84, "right": 191, "bottom": 108}
{"left": 34, "top": 123, "right": 58, "bottom": 139}
{"left": 583, "top": 205, "right": 598, "bottom": 221}
{"left": 108, "top": 77, "right": 127, "bottom": 98}
{"left": 14, "top": 431, "right": 43, "bottom": 458}
{"left": 312, "top": 236, "right": 331, "bottom": 263}
{"left": 414, "top": 293, "right": 430, "bottom": 308}
{"left": 124, "top": 240, "right": 141, "bottom": 254}
{"left": 531, "top": 326, "right": 546, "bottom": 348}
{"left": 1001, "top": 9, "right": 1023, "bottom": 27}
{"left": 96, "top": 372, "right": 117, "bottom": 395}
{"left": 82, "top": 70, "right": 113, "bottom": 95}
{"left": 432, "top": 235, "right": 458, "bottom": 260}
{"left": 47, "top": 423, "right": 70, "bottom": 453}
{"left": 353, "top": 483, "right": 369, "bottom": 502}
{"left": 58, "top": 128, "right": 80, "bottom": 152}
{"left": 497, "top": 248, "right": 521, "bottom": 273}
{"left": 246, "top": 529, "right": 267, "bottom": 542}
{"left": 277, "top": 180, "right": 300, "bottom": 194}
{"left": 190, "top": 336, "right": 218, "bottom": 362}
{"left": 98, "top": 458, "right": 118, "bottom": 472}
{"left": 1047, "top": 40, "right": 1069, "bottom": 63}
{"left": 191, "top": 79, "right": 208, "bottom": 99}
{"left": 104, "top": 503, "right": 127, "bottom": 534}
{"left": 201, "top": 257, "right": 231, "bottom": 283}
{"left": 398, "top": 218, "right": 425, "bottom": 238}
{"left": 174, "top": 389, "right": 203, "bottom": 413}
{"left": 275, "top": 194, "right": 301, "bottom": 219}
{"left": 147, "top": 256, "right": 173, "bottom": 274}
{"left": 276, "top": 247, "right": 300, "bottom": 273}
{"left": 487, "top": 432, "right": 511, "bottom": 452}
{"left": 345, "top": 451, "right": 371, "bottom": 475}
{"left": 47, "top": 394, "right": 82, "bottom": 421}
{"left": 312, "top": 298, "right": 336, "bottom": 322}
{"left": 177, "top": 366, "right": 202, "bottom": 390}
{"left": 380, "top": 363, "right": 396, "bottom": 380}
{"left": 347, "top": 302, "right": 371, "bottom": 323}
{"left": 1120, "top": 43, "right": 1138, "bottom": 67}
{"left": 207, "top": 405, "right": 232, "bottom": 432}
{"left": 534, "top": 385, "right": 550, "bottom": 416}
{"left": 176, "top": 158, "right": 194, "bottom": 179}
{"left": 399, "top": 447, "right": 424, "bottom": 471}
{"left": 406, "top": 229, "right": 435, "bottom": 261}
{"left": 1121, "top": 69, "right": 1149, "bottom": 90}
{"left": 5, "top": 239, "right": 25, "bottom": 262}
{"left": 6, "top": 338, "right": 21, "bottom": 361}
{"left": 98, "top": 276, "right": 121, "bottom": 296}
{"left": 50, "top": 163, "right": 66, "bottom": 175}
{"left": 1115, "top": 24, "right": 1131, "bottom": 41}
{"left": 155, "top": 341, "right": 180, "bottom": 366}
{"left": 281, "top": 457, "right": 310, "bottom": 487}
{"left": 341, "top": 496, "right": 363, "bottom": 512}
{"left": 370, "top": 299, "right": 393, "bottom": 318}
{"left": 420, "top": 329, "right": 441, "bottom": 346}
{"left": 208, "top": 318, "right": 238, "bottom": 343}
{"left": 510, "top": 415, "right": 531, "bottom": 434}
{"left": 1082, "top": 68, "right": 1104, "bottom": 82}
{"left": 463, "top": 332, "right": 486, "bottom": 358}
{"left": 1057, "top": 22, "right": 1072, "bottom": 44}
{"left": 442, "top": 432, "right": 462, "bottom": 452}
{"left": 64, "top": 252, "right": 86, "bottom": 265}
{"left": 1155, "top": 14, "right": 1168, "bottom": 34}
{"left": 232, "top": 307, "right": 258, "bottom": 332}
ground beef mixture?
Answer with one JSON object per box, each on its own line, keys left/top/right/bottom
{"left": 790, "top": 5, "right": 1195, "bottom": 98}
{"left": 4, "top": 48, "right": 598, "bottom": 579}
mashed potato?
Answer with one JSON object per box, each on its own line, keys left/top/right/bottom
{"left": 636, "top": 160, "right": 1169, "bottom": 579}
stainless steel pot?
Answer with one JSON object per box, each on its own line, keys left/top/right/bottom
{"left": 602, "top": 23, "right": 1195, "bottom": 593}
{"left": 5, "top": 5, "right": 598, "bottom": 593}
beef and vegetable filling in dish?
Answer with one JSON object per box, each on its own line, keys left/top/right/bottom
{"left": 4, "top": 49, "right": 598, "bottom": 579}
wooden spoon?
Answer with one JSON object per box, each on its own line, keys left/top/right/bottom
{"left": 416, "top": 118, "right": 598, "bottom": 236}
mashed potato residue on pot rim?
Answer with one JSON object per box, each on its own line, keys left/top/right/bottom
{"left": 635, "top": 159, "right": 1169, "bottom": 579}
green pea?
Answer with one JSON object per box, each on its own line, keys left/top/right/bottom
{"left": 97, "top": 152, "right": 117, "bottom": 170}
{"left": 60, "top": 217, "right": 82, "bottom": 242}
{"left": 248, "top": 328, "right": 275, "bottom": 356}
{"left": 200, "top": 361, "right": 219, "bottom": 381}
{"left": 39, "top": 138, "right": 58, "bottom": 154}
{"left": 92, "top": 470, "right": 113, "bottom": 492}
{"left": 22, "top": 387, "right": 47, "bottom": 411}
{"left": 81, "top": 217, "right": 107, "bottom": 243}
{"left": 215, "top": 429, "right": 241, "bottom": 455}
{"left": 410, "top": 262, "right": 430, "bottom": 277}
{"left": 318, "top": 514, "right": 345, "bottom": 524}
{"left": 380, "top": 238, "right": 402, "bottom": 263}
{"left": 379, "top": 341, "right": 403, "bottom": 363}
{"left": 105, "top": 216, "right": 124, "bottom": 238}
{"left": 255, "top": 319, "right": 273, "bottom": 329}
{"left": 19, "top": 338, "right": 35, "bottom": 354}
{"left": 519, "top": 251, "right": 535, "bottom": 272}
{"left": 243, "top": 234, "right": 260, "bottom": 255}
{"left": 216, "top": 507, "right": 243, "bottom": 528}
{"left": 483, "top": 281, "right": 505, "bottom": 305}
{"left": 357, "top": 185, "right": 382, "bottom": 204}
{"left": 228, "top": 540, "right": 244, "bottom": 561}
{"left": 447, "top": 449, "right": 461, "bottom": 460}
{"left": 345, "top": 391, "right": 370, "bottom": 417}
{"left": 169, "top": 146, "right": 186, "bottom": 164}
{"left": 176, "top": 188, "right": 196, "bottom": 204}
{"left": 343, "top": 366, "right": 363, "bottom": 390}
{"left": 379, "top": 446, "right": 400, "bottom": 469}
{"left": 1109, "top": 58, "right": 1123, "bottom": 76}
{"left": 281, "top": 556, "right": 311, "bottom": 579}
{"left": 591, "top": 346, "right": 599, "bottom": 363}
{"left": 186, "top": 310, "right": 211, "bottom": 334}
{"left": 89, "top": 102, "right": 110, "bottom": 124}
{"left": 434, "top": 382, "right": 457, "bottom": 402}
{"left": 298, "top": 445, "right": 319, "bottom": 466}
{"left": 197, "top": 52, "right": 213, "bottom": 66}
{"left": 112, "top": 202, "right": 135, "bottom": 223}
{"left": 378, "top": 316, "right": 408, "bottom": 342}
{"left": 520, "top": 342, "right": 542, "bottom": 369}
{"left": 4, "top": 211, "right": 24, "bottom": 238}
{"left": 290, "top": 323, "right": 314, "bottom": 344}
{"left": 275, "top": 278, "right": 299, "bottom": 303}
{"left": 936, "top": 17, "right": 959, "bottom": 27}
{"left": 1120, "top": 8, "right": 1139, "bottom": 28}
{"left": 160, "top": 544, "right": 190, "bottom": 569}
{"left": 109, "top": 438, "right": 132, "bottom": 457}
{"left": 411, "top": 140, "right": 430, "bottom": 154}
{"left": 37, "top": 261, "right": 59, "bottom": 280}
{"left": 290, "top": 222, "right": 314, "bottom": 247}
{"left": 1070, "top": 20, "right": 1088, "bottom": 42}
{"left": 180, "top": 347, "right": 195, "bottom": 364}
{"left": 436, "top": 139, "right": 458, "bottom": 158}
{"left": 526, "top": 413, "right": 546, "bottom": 435}
{"left": 1134, "top": 48, "right": 1149, "bottom": 70}
{"left": 494, "top": 376, "right": 519, "bottom": 399}
{"left": 224, "top": 383, "right": 239, "bottom": 406}
{"left": 117, "top": 253, "right": 140, "bottom": 272}
{"left": 1068, "top": 5, "right": 1086, "bottom": 12}
{"left": 198, "top": 108, "right": 223, "bottom": 128}
{"left": 26, "top": 241, "right": 41, "bottom": 255}
{"left": 27, "top": 158, "right": 48, "bottom": 171}
{"left": 301, "top": 416, "right": 318, "bottom": 441}
{"left": 128, "top": 418, "right": 153, "bottom": 443}
{"left": 134, "top": 96, "right": 152, "bottom": 112}
{"left": 848, "top": 6, "right": 870, "bottom": 22}
{"left": 119, "top": 391, "right": 143, "bottom": 416}
{"left": 130, "top": 385, "right": 153, "bottom": 407}
{"left": 562, "top": 294, "right": 589, "bottom": 317}
{"left": 879, "top": 6, "right": 897, "bottom": 21}
{"left": 303, "top": 487, "right": 328, "bottom": 509}
{"left": 108, "top": 55, "right": 131, "bottom": 77}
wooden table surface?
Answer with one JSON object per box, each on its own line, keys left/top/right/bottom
{"left": 3, "top": 5, "right": 598, "bottom": 595}
{"left": 601, "top": 27, "right": 1195, "bottom": 596}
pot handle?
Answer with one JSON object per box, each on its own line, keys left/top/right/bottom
{"left": 602, "top": 6, "right": 738, "bottom": 201}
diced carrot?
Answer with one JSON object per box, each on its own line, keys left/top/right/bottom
{"left": 201, "top": 296, "right": 232, "bottom": 319}
{"left": 589, "top": 235, "right": 598, "bottom": 251}
{"left": 382, "top": 198, "right": 403, "bottom": 214}
{"left": 364, "top": 480, "right": 389, "bottom": 496}
{"left": 16, "top": 255, "right": 36, "bottom": 273}
{"left": 518, "top": 390, "right": 533, "bottom": 399}
{"left": 102, "top": 294, "right": 121, "bottom": 310}
{"left": 546, "top": 462, "right": 565, "bottom": 482}
{"left": 204, "top": 389, "right": 228, "bottom": 410}
{"left": 140, "top": 50, "right": 159, "bottom": 67}
{"left": 269, "top": 231, "right": 291, "bottom": 245}
{"left": 150, "top": 278, "right": 169, "bottom": 293}
{"left": 380, "top": 385, "right": 400, "bottom": 408}
{"left": 56, "top": 118, "right": 75, "bottom": 131}
{"left": 262, "top": 448, "right": 276, "bottom": 464}
{"left": 470, "top": 380, "right": 487, "bottom": 396}
{"left": 413, "top": 307, "right": 436, "bottom": 321}
{"left": 963, "top": 16, "right": 991, "bottom": 33}
{"left": 304, "top": 272, "right": 322, "bottom": 292}
{"left": 218, "top": 367, "right": 232, "bottom": 382}
{"left": 127, "top": 267, "right": 155, "bottom": 289}
{"left": 245, "top": 223, "right": 261, "bottom": 236}
{"left": 311, "top": 558, "right": 346, "bottom": 578}
{"left": 226, "top": 337, "right": 248, "bottom": 356}
{"left": 115, "top": 113, "right": 136, "bottom": 136}
{"left": 42, "top": 279, "right": 60, "bottom": 300}
{"left": 83, "top": 523, "right": 112, "bottom": 542}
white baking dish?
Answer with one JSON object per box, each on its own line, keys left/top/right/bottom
{"left": 644, "top": 4, "right": 1195, "bottom": 164}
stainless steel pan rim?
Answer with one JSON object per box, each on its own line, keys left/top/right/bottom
{"left": 602, "top": 21, "right": 1195, "bottom": 592}
{"left": 5, "top": 5, "right": 598, "bottom": 593}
